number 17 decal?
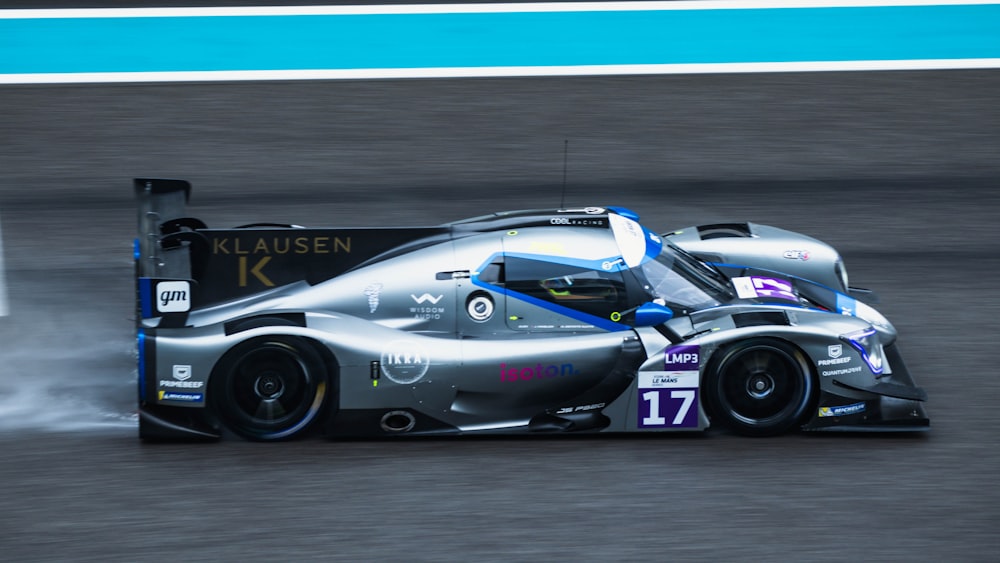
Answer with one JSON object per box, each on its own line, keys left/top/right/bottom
{"left": 639, "top": 389, "right": 698, "bottom": 428}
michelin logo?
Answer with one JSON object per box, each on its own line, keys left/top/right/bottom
{"left": 158, "top": 391, "right": 204, "bottom": 402}
{"left": 818, "top": 402, "right": 866, "bottom": 417}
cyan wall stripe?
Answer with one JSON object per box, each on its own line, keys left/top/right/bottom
{"left": 1, "top": 5, "right": 998, "bottom": 74}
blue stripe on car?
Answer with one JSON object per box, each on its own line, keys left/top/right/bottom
{"left": 138, "top": 277, "right": 153, "bottom": 319}
{"left": 137, "top": 329, "right": 146, "bottom": 401}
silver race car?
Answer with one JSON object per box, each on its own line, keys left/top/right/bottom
{"left": 134, "top": 179, "right": 928, "bottom": 441}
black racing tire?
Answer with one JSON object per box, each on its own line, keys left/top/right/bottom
{"left": 705, "top": 338, "right": 816, "bottom": 437}
{"left": 210, "top": 336, "right": 329, "bottom": 441}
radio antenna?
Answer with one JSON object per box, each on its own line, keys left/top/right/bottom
{"left": 560, "top": 139, "right": 568, "bottom": 208}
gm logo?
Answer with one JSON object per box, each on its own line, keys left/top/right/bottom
{"left": 157, "top": 281, "right": 191, "bottom": 313}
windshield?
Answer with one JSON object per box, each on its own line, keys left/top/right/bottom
{"left": 634, "top": 244, "right": 733, "bottom": 312}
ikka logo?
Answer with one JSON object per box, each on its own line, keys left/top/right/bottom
{"left": 411, "top": 293, "right": 443, "bottom": 305}
{"left": 380, "top": 340, "right": 431, "bottom": 384}
{"left": 828, "top": 344, "right": 843, "bottom": 359}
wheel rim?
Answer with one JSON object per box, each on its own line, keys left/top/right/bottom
{"left": 215, "top": 340, "right": 327, "bottom": 440}
{"left": 716, "top": 343, "right": 811, "bottom": 430}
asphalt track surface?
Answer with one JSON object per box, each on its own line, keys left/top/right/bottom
{"left": 1, "top": 71, "right": 999, "bottom": 560}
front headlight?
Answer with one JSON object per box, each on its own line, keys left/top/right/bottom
{"left": 854, "top": 300, "right": 893, "bottom": 331}
{"left": 841, "top": 327, "right": 885, "bottom": 375}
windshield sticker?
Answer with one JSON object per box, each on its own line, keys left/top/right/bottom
{"left": 609, "top": 213, "right": 645, "bottom": 267}
{"left": 732, "top": 276, "right": 797, "bottom": 301}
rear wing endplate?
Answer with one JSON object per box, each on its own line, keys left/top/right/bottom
{"left": 135, "top": 178, "right": 193, "bottom": 280}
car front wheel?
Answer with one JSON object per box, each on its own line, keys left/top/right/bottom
{"left": 706, "top": 339, "right": 816, "bottom": 437}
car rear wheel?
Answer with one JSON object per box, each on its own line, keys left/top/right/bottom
{"left": 706, "top": 339, "right": 815, "bottom": 437}
{"left": 210, "top": 336, "right": 329, "bottom": 441}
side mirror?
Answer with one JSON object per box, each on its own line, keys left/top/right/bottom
{"left": 633, "top": 302, "right": 674, "bottom": 327}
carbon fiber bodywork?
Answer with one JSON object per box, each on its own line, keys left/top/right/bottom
{"left": 134, "top": 179, "right": 928, "bottom": 441}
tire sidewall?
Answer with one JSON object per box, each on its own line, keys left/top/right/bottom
{"left": 705, "top": 338, "right": 817, "bottom": 437}
{"left": 210, "top": 335, "right": 329, "bottom": 441}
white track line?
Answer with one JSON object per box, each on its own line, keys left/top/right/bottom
{"left": 0, "top": 1, "right": 995, "bottom": 18}
{"left": 1, "top": 59, "right": 999, "bottom": 85}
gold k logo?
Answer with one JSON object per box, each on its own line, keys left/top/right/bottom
{"left": 238, "top": 256, "right": 274, "bottom": 287}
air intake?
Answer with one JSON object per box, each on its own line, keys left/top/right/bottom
{"left": 697, "top": 223, "right": 753, "bottom": 239}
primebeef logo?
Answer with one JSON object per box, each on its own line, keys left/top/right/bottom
{"left": 156, "top": 281, "right": 191, "bottom": 313}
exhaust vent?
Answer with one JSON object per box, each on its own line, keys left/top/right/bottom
{"left": 380, "top": 410, "right": 416, "bottom": 433}
{"left": 733, "top": 311, "right": 790, "bottom": 328}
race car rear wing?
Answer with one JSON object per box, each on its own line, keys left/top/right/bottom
{"left": 135, "top": 178, "right": 193, "bottom": 280}
{"left": 134, "top": 178, "right": 453, "bottom": 314}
